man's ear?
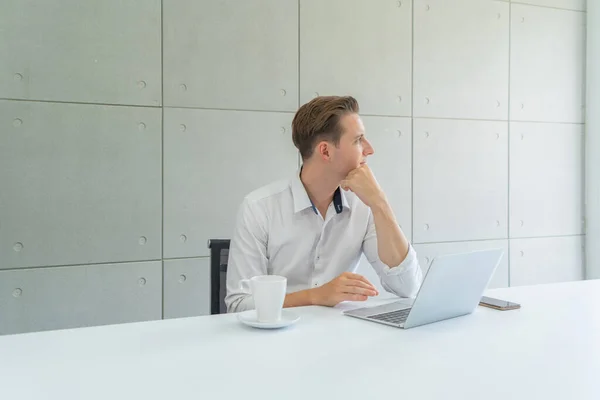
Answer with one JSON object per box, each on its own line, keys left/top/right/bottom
{"left": 316, "top": 141, "right": 331, "bottom": 161}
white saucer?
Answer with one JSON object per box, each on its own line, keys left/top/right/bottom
{"left": 237, "top": 310, "right": 300, "bottom": 329}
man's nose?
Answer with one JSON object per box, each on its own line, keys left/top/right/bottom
{"left": 363, "top": 139, "right": 374, "bottom": 156}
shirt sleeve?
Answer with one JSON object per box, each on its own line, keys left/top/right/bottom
{"left": 224, "top": 198, "right": 269, "bottom": 313}
{"left": 361, "top": 211, "right": 423, "bottom": 298}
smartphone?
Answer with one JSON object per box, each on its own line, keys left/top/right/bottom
{"left": 479, "top": 296, "right": 521, "bottom": 311}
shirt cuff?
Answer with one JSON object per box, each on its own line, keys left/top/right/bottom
{"left": 227, "top": 294, "right": 255, "bottom": 313}
{"left": 382, "top": 244, "right": 418, "bottom": 276}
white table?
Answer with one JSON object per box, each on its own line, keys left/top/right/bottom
{"left": 1, "top": 280, "right": 598, "bottom": 400}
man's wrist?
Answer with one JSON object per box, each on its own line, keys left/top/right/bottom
{"left": 307, "top": 287, "right": 320, "bottom": 306}
{"left": 285, "top": 288, "right": 320, "bottom": 308}
{"left": 369, "top": 194, "right": 390, "bottom": 214}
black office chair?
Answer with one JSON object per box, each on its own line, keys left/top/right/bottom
{"left": 207, "top": 239, "right": 230, "bottom": 314}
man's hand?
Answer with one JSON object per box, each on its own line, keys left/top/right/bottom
{"left": 340, "top": 165, "right": 385, "bottom": 209}
{"left": 310, "top": 272, "right": 379, "bottom": 307}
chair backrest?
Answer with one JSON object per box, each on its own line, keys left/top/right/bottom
{"left": 207, "top": 239, "right": 231, "bottom": 314}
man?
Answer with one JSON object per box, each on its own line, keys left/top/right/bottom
{"left": 225, "top": 95, "right": 423, "bottom": 313}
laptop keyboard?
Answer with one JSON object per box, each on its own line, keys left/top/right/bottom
{"left": 369, "top": 308, "right": 411, "bottom": 325}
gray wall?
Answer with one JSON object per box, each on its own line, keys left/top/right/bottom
{"left": 0, "top": 0, "right": 587, "bottom": 335}
{"left": 586, "top": 0, "right": 600, "bottom": 279}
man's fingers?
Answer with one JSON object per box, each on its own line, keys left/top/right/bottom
{"left": 346, "top": 294, "right": 368, "bottom": 302}
{"left": 343, "top": 280, "right": 378, "bottom": 295}
{"left": 342, "top": 286, "right": 377, "bottom": 297}
{"left": 343, "top": 273, "right": 377, "bottom": 290}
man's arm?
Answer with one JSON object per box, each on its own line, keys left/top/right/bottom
{"left": 225, "top": 199, "right": 268, "bottom": 313}
{"left": 284, "top": 290, "right": 314, "bottom": 308}
{"left": 342, "top": 165, "right": 423, "bottom": 297}
{"left": 341, "top": 165, "right": 411, "bottom": 268}
{"left": 362, "top": 209, "right": 423, "bottom": 298}
{"left": 370, "top": 198, "right": 410, "bottom": 269}
{"left": 284, "top": 272, "right": 378, "bottom": 308}
{"left": 227, "top": 198, "right": 316, "bottom": 311}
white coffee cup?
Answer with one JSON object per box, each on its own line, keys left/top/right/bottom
{"left": 240, "top": 275, "right": 287, "bottom": 322}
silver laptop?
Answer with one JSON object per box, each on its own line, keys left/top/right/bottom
{"left": 343, "top": 248, "right": 504, "bottom": 329}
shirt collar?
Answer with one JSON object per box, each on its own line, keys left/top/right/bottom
{"left": 291, "top": 168, "right": 349, "bottom": 215}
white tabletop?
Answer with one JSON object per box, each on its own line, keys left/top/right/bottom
{"left": 1, "top": 280, "right": 599, "bottom": 400}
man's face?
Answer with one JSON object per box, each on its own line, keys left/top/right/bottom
{"left": 329, "top": 113, "right": 374, "bottom": 178}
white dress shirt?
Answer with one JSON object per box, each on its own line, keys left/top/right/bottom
{"left": 225, "top": 170, "right": 423, "bottom": 313}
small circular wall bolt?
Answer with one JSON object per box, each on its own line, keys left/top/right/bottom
{"left": 425, "top": 97, "right": 430, "bottom": 104}
{"left": 397, "top": 130, "right": 402, "bottom": 137}
{"left": 13, "top": 242, "right": 23, "bottom": 252}
{"left": 397, "top": 96, "right": 402, "bottom": 103}
{"left": 496, "top": 100, "right": 501, "bottom": 108}
{"left": 426, "top": 5, "right": 430, "bottom": 11}
{"left": 496, "top": 133, "right": 500, "bottom": 139}
{"left": 180, "top": 84, "right": 187, "bottom": 92}
{"left": 520, "top": 250, "right": 525, "bottom": 257}
{"left": 521, "top": 17, "right": 525, "bottom": 23}
{"left": 521, "top": 103, "right": 525, "bottom": 110}
{"left": 179, "top": 275, "right": 187, "bottom": 283}
{"left": 424, "top": 224, "right": 430, "bottom": 231}
{"left": 314, "top": 92, "right": 319, "bottom": 97}
{"left": 280, "top": 126, "right": 286, "bottom": 133}
{"left": 13, "top": 118, "right": 22, "bottom": 127}
{"left": 139, "top": 236, "right": 147, "bottom": 245}
{"left": 520, "top": 220, "right": 524, "bottom": 227}
{"left": 397, "top": 1, "right": 402, "bottom": 7}
{"left": 180, "top": 234, "right": 187, "bottom": 243}
{"left": 180, "top": 124, "right": 187, "bottom": 132}
{"left": 496, "top": 220, "right": 500, "bottom": 227}
{"left": 138, "top": 278, "right": 147, "bottom": 286}
{"left": 13, "top": 288, "right": 22, "bottom": 298}
{"left": 425, "top": 257, "right": 430, "bottom": 264}
{"left": 280, "top": 89, "right": 287, "bottom": 96}
{"left": 137, "top": 80, "right": 146, "bottom": 89}
{"left": 425, "top": 131, "right": 430, "bottom": 138}
{"left": 138, "top": 122, "right": 146, "bottom": 131}
{"left": 14, "top": 73, "right": 23, "bottom": 81}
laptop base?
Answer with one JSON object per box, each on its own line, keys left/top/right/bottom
{"left": 343, "top": 300, "right": 412, "bottom": 328}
